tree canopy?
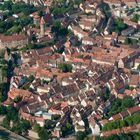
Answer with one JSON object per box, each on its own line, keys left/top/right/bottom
{"left": 13, "top": 96, "right": 22, "bottom": 103}
{"left": 61, "top": 122, "right": 74, "bottom": 137}
{"left": 0, "top": 1, "right": 35, "bottom": 34}
{"left": 58, "top": 63, "right": 72, "bottom": 73}
{"left": 6, "top": 106, "right": 19, "bottom": 122}
{"left": 102, "top": 113, "right": 140, "bottom": 131}
{"left": 137, "top": 64, "right": 140, "bottom": 71}
{"left": 111, "top": 18, "right": 127, "bottom": 33}
{"left": 38, "top": 127, "right": 50, "bottom": 140}
{"left": 130, "top": 14, "right": 140, "bottom": 23}
{"left": 33, "top": 123, "right": 41, "bottom": 132}
{"left": 107, "top": 97, "right": 135, "bottom": 117}
{"left": 1, "top": 105, "right": 30, "bottom": 134}
{"left": 11, "top": 119, "right": 31, "bottom": 134}
{"left": 45, "top": 120, "right": 55, "bottom": 129}
{"left": 0, "top": 83, "right": 9, "bottom": 102}
{"left": 76, "top": 131, "right": 86, "bottom": 140}
{"left": 51, "top": 21, "right": 69, "bottom": 39}
{"left": 96, "top": 132, "right": 140, "bottom": 140}
{"left": 125, "top": 38, "right": 138, "bottom": 45}
{"left": 0, "top": 105, "right": 7, "bottom": 115}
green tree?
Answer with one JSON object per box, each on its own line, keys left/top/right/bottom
{"left": 2, "top": 1, "right": 12, "bottom": 11}
{"left": 137, "top": 64, "right": 140, "bottom": 71}
{"left": 20, "top": 16, "right": 32, "bottom": 27}
{"left": 101, "top": 87, "right": 110, "bottom": 101}
{"left": 102, "top": 4, "right": 111, "bottom": 18}
{"left": 131, "top": 14, "right": 140, "bottom": 23}
{"left": 112, "top": 5, "right": 115, "bottom": 9}
{"left": 52, "top": 114, "right": 60, "bottom": 121}
{"left": 58, "top": 63, "right": 72, "bottom": 73}
{"left": 76, "top": 131, "right": 86, "bottom": 140}
{"left": 2, "top": 116, "right": 10, "bottom": 128}
{"left": 31, "top": 34, "right": 37, "bottom": 42}
{"left": 132, "top": 113, "right": 140, "bottom": 124}
{"left": 38, "top": 127, "right": 50, "bottom": 140}
{"left": 7, "top": 25, "right": 22, "bottom": 34}
{"left": 0, "top": 105, "right": 6, "bottom": 115}
{"left": 51, "top": 21, "right": 61, "bottom": 34}
{"left": 61, "top": 122, "right": 74, "bottom": 137}
{"left": 107, "top": 97, "right": 135, "bottom": 117}
{"left": 11, "top": 2, "right": 37, "bottom": 15}
{"left": 73, "top": 0, "right": 84, "bottom": 5}
{"left": 45, "top": 120, "right": 55, "bottom": 129}
{"left": 52, "top": 3, "right": 73, "bottom": 17}
{"left": 6, "top": 106, "right": 19, "bottom": 122}
{"left": 56, "top": 45, "right": 65, "bottom": 54}
{"left": 11, "top": 119, "right": 30, "bottom": 134}
{"left": 11, "top": 122, "right": 22, "bottom": 134}
{"left": 38, "top": 11, "right": 45, "bottom": 17}
{"left": 111, "top": 18, "right": 127, "bottom": 33}
{"left": 125, "top": 38, "right": 131, "bottom": 45}
{"left": 1, "top": 66, "right": 8, "bottom": 77}
{"left": 125, "top": 38, "right": 138, "bottom": 45}
{"left": 122, "top": 97, "right": 134, "bottom": 109}
{"left": 51, "top": 21, "right": 68, "bottom": 39}
{"left": 102, "top": 113, "right": 140, "bottom": 131}
{"left": 13, "top": 96, "right": 22, "bottom": 103}
{"left": 20, "top": 119, "right": 30, "bottom": 132}
{"left": 33, "top": 123, "right": 41, "bottom": 132}
{"left": 0, "top": 49, "right": 5, "bottom": 58}
{"left": 28, "top": 75, "right": 35, "bottom": 82}
{"left": 0, "top": 83, "right": 8, "bottom": 102}
{"left": 96, "top": 132, "right": 140, "bottom": 140}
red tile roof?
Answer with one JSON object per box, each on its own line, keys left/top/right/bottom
{"left": 0, "top": 34, "right": 27, "bottom": 43}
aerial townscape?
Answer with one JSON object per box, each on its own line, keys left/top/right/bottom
{"left": 0, "top": 0, "right": 140, "bottom": 140}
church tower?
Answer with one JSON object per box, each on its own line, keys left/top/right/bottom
{"left": 40, "top": 17, "right": 45, "bottom": 37}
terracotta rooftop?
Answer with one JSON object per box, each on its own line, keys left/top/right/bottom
{"left": 8, "top": 88, "right": 32, "bottom": 100}
{"left": 0, "top": 34, "right": 27, "bottom": 43}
